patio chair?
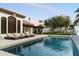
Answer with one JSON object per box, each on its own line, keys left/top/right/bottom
{"left": 5, "top": 33, "right": 21, "bottom": 40}
{"left": 20, "top": 33, "right": 29, "bottom": 38}
{"left": 13, "top": 33, "right": 21, "bottom": 38}
{"left": 24, "top": 32, "right": 35, "bottom": 37}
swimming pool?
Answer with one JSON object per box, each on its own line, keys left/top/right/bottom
{"left": 2, "top": 36, "right": 73, "bottom": 56}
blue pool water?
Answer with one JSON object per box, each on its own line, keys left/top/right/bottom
{"left": 2, "top": 37, "right": 73, "bottom": 56}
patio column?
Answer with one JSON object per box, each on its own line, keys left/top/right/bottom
{"left": 16, "top": 20, "right": 18, "bottom": 33}
{"left": 20, "top": 20, "right": 23, "bottom": 33}
{"left": 6, "top": 17, "right": 8, "bottom": 34}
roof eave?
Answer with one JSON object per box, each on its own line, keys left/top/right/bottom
{"left": 0, "top": 8, "right": 25, "bottom": 18}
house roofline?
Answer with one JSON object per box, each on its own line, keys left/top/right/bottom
{"left": 0, "top": 8, "right": 25, "bottom": 18}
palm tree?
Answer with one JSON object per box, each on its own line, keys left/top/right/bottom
{"left": 75, "top": 8, "right": 79, "bottom": 18}
{"left": 74, "top": 8, "right": 79, "bottom": 26}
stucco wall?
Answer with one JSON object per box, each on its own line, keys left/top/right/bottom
{"left": 23, "top": 27, "right": 33, "bottom": 34}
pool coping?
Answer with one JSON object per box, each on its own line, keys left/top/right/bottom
{"left": 72, "top": 35, "right": 79, "bottom": 51}
{"left": 0, "top": 50, "right": 16, "bottom": 56}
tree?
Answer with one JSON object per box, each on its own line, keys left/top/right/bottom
{"left": 63, "top": 16, "right": 71, "bottom": 30}
{"left": 39, "top": 20, "right": 43, "bottom": 25}
{"left": 75, "top": 8, "right": 79, "bottom": 26}
{"left": 39, "top": 20, "right": 43, "bottom": 23}
{"left": 44, "top": 17, "right": 56, "bottom": 32}
{"left": 44, "top": 15, "right": 71, "bottom": 32}
{"left": 75, "top": 8, "right": 79, "bottom": 18}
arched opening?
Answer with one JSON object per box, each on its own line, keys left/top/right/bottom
{"left": 1, "top": 17, "right": 6, "bottom": 34}
{"left": 8, "top": 16, "right": 16, "bottom": 33}
{"left": 17, "top": 20, "right": 20, "bottom": 33}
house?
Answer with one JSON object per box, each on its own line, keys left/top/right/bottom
{"left": 0, "top": 8, "right": 35, "bottom": 39}
{"left": 42, "top": 27, "right": 51, "bottom": 33}
{"left": 0, "top": 8, "right": 46, "bottom": 39}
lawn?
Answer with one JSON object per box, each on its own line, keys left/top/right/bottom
{"left": 42, "top": 32, "right": 72, "bottom": 35}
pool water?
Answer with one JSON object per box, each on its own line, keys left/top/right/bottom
{"left": 2, "top": 37, "right": 73, "bottom": 56}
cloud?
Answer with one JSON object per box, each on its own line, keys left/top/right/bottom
{"left": 27, "top": 3, "right": 70, "bottom": 16}
{"left": 27, "top": 3, "right": 47, "bottom": 8}
{"left": 26, "top": 3, "right": 75, "bottom": 23}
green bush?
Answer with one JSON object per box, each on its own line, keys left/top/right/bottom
{"left": 43, "top": 32, "right": 71, "bottom": 35}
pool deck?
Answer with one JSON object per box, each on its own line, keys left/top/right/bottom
{"left": 72, "top": 35, "right": 79, "bottom": 50}
{"left": 0, "top": 50, "right": 16, "bottom": 56}
{"left": 0, "top": 35, "right": 47, "bottom": 56}
{"left": 0, "top": 35, "right": 71, "bottom": 56}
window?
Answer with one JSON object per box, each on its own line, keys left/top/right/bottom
{"left": 17, "top": 20, "right": 20, "bottom": 33}
{"left": 8, "top": 16, "right": 16, "bottom": 33}
{"left": 1, "top": 17, "right": 6, "bottom": 34}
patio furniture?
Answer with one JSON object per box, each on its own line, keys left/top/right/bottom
{"left": 5, "top": 32, "right": 35, "bottom": 40}
{"left": 20, "top": 33, "right": 29, "bottom": 38}
{"left": 5, "top": 33, "right": 21, "bottom": 40}
{"left": 24, "top": 32, "right": 35, "bottom": 37}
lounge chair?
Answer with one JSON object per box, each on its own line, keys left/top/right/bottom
{"left": 13, "top": 33, "right": 21, "bottom": 38}
{"left": 24, "top": 32, "right": 35, "bottom": 37}
{"left": 5, "top": 33, "right": 21, "bottom": 40}
{"left": 5, "top": 32, "right": 35, "bottom": 40}
{"left": 20, "top": 33, "right": 29, "bottom": 38}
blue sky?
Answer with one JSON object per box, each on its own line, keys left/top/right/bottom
{"left": 0, "top": 3, "right": 78, "bottom": 23}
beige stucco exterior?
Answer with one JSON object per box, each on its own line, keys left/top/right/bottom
{"left": 23, "top": 27, "right": 33, "bottom": 34}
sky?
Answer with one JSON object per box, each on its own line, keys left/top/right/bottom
{"left": 0, "top": 3, "right": 78, "bottom": 25}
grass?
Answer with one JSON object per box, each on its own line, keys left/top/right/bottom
{"left": 42, "top": 32, "right": 72, "bottom": 35}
